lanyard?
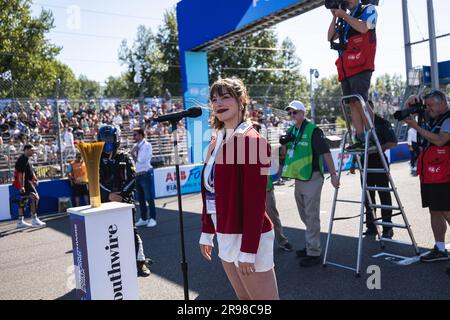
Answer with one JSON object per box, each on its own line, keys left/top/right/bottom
{"left": 289, "top": 122, "right": 306, "bottom": 151}
{"left": 204, "top": 121, "right": 247, "bottom": 193}
{"left": 341, "top": 3, "right": 362, "bottom": 48}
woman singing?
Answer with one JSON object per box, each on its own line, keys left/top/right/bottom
{"left": 199, "top": 78, "right": 279, "bottom": 300}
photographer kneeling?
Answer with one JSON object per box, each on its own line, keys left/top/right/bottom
{"left": 281, "top": 101, "right": 339, "bottom": 267}
{"left": 402, "top": 90, "right": 450, "bottom": 274}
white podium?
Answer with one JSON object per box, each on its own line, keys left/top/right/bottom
{"left": 69, "top": 202, "right": 139, "bottom": 300}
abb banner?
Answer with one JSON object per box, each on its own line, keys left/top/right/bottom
{"left": 153, "top": 164, "right": 203, "bottom": 198}
{"left": 329, "top": 149, "right": 391, "bottom": 172}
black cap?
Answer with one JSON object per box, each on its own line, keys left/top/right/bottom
{"left": 23, "top": 144, "right": 36, "bottom": 151}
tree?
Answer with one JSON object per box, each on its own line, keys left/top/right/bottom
{"left": 272, "top": 38, "right": 309, "bottom": 109}
{"left": 78, "top": 75, "right": 102, "bottom": 100}
{"left": 373, "top": 73, "right": 405, "bottom": 102}
{"left": 54, "top": 61, "right": 80, "bottom": 98}
{"left": 117, "top": 9, "right": 310, "bottom": 108}
{"left": 104, "top": 75, "right": 130, "bottom": 98}
{"left": 155, "top": 10, "right": 182, "bottom": 96}
{"left": 313, "top": 75, "right": 342, "bottom": 121}
{"left": 208, "top": 30, "right": 309, "bottom": 109}
{"left": 119, "top": 25, "right": 167, "bottom": 97}
{"left": 0, "top": 0, "right": 78, "bottom": 98}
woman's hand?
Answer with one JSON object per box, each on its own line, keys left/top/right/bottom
{"left": 200, "top": 244, "right": 212, "bottom": 261}
{"left": 238, "top": 262, "right": 256, "bottom": 276}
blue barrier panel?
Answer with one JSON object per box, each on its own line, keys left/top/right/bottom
{"left": 9, "top": 179, "right": 73, "bottom": 219}
{"left": 390, "top": 142, "right": 410, "bottom": 163}
{"left": 422, "top": 60, "right": 450, "bottom": 85}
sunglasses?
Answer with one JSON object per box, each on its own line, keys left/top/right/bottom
{"left": 288, "top": 111, "right": 298, "bottom": 116}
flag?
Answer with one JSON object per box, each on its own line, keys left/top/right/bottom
{"left": 0, "top": 70, "right": 12, "bottom": 81}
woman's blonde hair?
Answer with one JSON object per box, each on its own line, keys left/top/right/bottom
{"left": 209, "top": 77, "right": 249, "bottom": 130}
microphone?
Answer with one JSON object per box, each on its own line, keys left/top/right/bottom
{"left": 153, "top": 107, "right": 202, "bottom": 123}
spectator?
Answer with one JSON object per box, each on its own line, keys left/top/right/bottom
{"left": 266, "top": 151, "right": 293, "bottom": 252}
{"left": 42, "top": 140, "right": 52, "bottom": 163}
{"left": 403, "top": 91, "right": 450, "bottom": 272}
{"left": 131, "top": 128, "right": 157, "bottom": 228}
{"left": 64, "top": 127, "right": 76, "bottom": 158}
{"left": 81, "top": 117, "right": 90, "bottom": 134}
{"left": 13, "top": 144, "right": 46, "bottom": 228}
{"left": 164, "top": 88, "right": 172, "bottom": 111}
{"left": 67, "top": 152, "right": 89, "bottom": 207}
{"left": 360, "top": 101, "right": 398, "bottom": 238}
{"left": 281, "top": 100, "right": 339, "bottom": 267}
{"left": 113, "top": 112, "right": 123, "bottom": 128}
{"left": 407, "top": 126, "right": 419, "bottom": 176}
{"left": 129, "top": 116, "right": 138, "bottom": 131}
{"left": 8, "top": 139, "right": 17, "bottom": 154}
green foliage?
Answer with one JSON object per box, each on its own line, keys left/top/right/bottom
{"left": 313, "top": 74, "right": 342, "bottom": 120}
{"left": 104, "top": 75, "right": 130, "bottom": 98}
{"left": 373, "top": 73, "right": 405, "bottom": 98}
{"left": 78, "top": 75, "right": 102, "bottom": 100}
{"left": 117, "top": 9, "right": 309, "bottom": 108}
{"left": 0, "top": 0, "right": 81, "bottom": 98}
{"left": 119, "top": 24, "right": 168, "bottom": 98}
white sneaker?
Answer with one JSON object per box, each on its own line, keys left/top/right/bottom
{"left": 135, "top": 218, "right": 149, "bottom": 227}
{"left": 17, "top": 220, "right": 32, "bottom": 229}
{"left": 31, "top": 217, "right": 46, "bottom": 227}
{"left": 146, "top": 219, "right": 157, "bottom": 228}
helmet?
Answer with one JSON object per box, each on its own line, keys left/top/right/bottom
{"left": 97, "top": 124, "right": 120, "bottom": 153}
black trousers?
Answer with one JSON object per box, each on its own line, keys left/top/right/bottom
{"left": 132, "top": 207, "right": 141, "bottom": 260}
{"left": 410, "top": 142, "right": 420, "bottom": 168}
{"left": 363, "top": 172, "right": 393, "bottom": 231}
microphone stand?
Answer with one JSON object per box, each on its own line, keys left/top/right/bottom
{"left": 169, "top": 118, "right": 189, "bottom": 300}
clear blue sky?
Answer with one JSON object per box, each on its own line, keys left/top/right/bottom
{"left": 30, "top": 0, "right": 450, "bottom": 84}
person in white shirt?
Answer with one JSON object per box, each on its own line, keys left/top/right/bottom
{"left": 407, "top": 126, "right": 419, "bottom": 175}
{"left": 63, "top": 127, "right": 76, "bottom": 158}
{"left": 131, "top": 128, "right": 157, "bottom": 228}
{"left": 129, "top": 116, "right": 138, "bottom": 131}
{"left": 113, "top": 113, "right": 123, "bottom": 128}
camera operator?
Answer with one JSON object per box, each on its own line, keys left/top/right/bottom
{"left": 327, "top": 0, "right": 378, "bottom": 152}
{"left": 281, "top": 101, "right": 339, "bottom": 267}
{"left": 97, "top": 125, "right": 153, "bottom": 277}
{"left": 403, "top": 90, "right": 450, "bottom": 273}
{"left": 360, "top": 101, "right": 397, "bottom": 238}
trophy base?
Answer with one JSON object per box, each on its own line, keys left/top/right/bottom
{"left": 90, "top": 196, "right": 101, "bottom": 208}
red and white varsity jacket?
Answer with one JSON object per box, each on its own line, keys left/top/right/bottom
{"left": 199, "top": 123, "right": 273, "bottom": 263}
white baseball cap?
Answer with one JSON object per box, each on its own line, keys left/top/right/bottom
{"left": 285, "top": 100, "right": 306, "bottom": 113}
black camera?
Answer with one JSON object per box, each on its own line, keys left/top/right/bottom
{"left": 325, "top": 0, "right": 347, "bottom": 10}
{"left": 393, "top": 100, "right": 426, "bottom": 121}
{"left": 326, "top": 0, "right": 379, "bottom": 11}
{"left": 279, "top": 132, "right": 296, "bottom": 145}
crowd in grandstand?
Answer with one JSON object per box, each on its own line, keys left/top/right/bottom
{"left": 0, "top": 94, "right": 347, "bottom": 184}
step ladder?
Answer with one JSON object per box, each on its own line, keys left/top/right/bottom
{"left": 323, "top": 94, "right": 420, "bottom": 276}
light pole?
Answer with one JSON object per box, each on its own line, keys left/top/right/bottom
{"left": 309, "top": 68, "right": 319, "bottom": 124}
{"left": 133, "top": 61, "right": 145, "bottom": 128}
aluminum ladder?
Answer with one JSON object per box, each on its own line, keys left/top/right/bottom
{"left": 323, "top": 94, "right": 420, "bottom": 276}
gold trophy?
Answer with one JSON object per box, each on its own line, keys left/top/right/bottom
{"left": 77, "top": 142, "right": 105, "bottom": 208}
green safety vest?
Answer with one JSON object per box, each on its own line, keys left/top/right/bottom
{"left": 267, "top": 174, "right": 273, "bottom": 192}
{"left": 282, "top": 122, "right": 324, "bottom": 181}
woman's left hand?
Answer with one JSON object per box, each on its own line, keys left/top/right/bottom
{"left": 238, "top": 262, "right": 256, "bottom": 276}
